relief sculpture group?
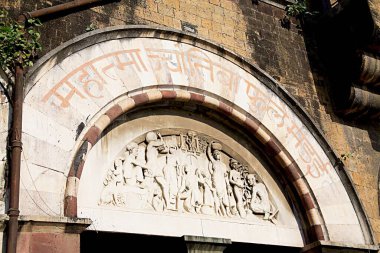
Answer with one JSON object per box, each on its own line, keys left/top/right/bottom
{"left": 99, "top": 131, "right": 279, "bottom": 223}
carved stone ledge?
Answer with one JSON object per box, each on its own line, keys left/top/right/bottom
{"left": 18, "top": 215, "right": 92, "bottom": 234}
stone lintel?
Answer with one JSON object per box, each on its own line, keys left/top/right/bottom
{"left": 18, "top": 215, "right": 92, "bottom": 234}
{"left": 182, "top": 235, "right": 232, "bottom": 253}
{"left": 301, "top": 240, "right": 379, "bottom": 253}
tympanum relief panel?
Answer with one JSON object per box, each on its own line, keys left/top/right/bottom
{"left": 99, "top": 130, "right": 279, "bottom": 223}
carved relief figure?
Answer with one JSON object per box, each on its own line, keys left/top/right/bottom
{"left": 152, "top": 187, "right": 165, "bottom": 212}
{"left": 99, "top": 130, "right": 279, "bottom": 223}
{"left": 207, "top": 141, "right": 232, "bottom": 217}
{"left": 180, "top": 131, "right": 201, "bottom": 154}
{"left": 229, "top": 158, "right": 246, "bottom": 218}
{"left": 144, "top": 131, "right": 170, "bottom": 209}
{"left": 197, "top": 165, "right": 215, "bottom": 215}
{"left": 246, "top": 173, "right": 278, "bottom": 223}
{"left": 100, "top": 157, "right": 125, "bottom": 206}
{"left": 177, "top": 164, "right": 202, "bottom": 213}
{"left": 123, "top": 142, "right": 146, "bottom": 188}
{"left": 163, "top": 146, "right": 181, "bottom": 210}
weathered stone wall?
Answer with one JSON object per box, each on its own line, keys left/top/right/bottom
{"left": 2, "top": 0, "right": 380, "bottom": 243}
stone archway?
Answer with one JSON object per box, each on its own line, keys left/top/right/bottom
{"left": 65, "top": 88, "right": 316, "bottom": 246}
{"left": 20, "top": 25, "right": 376, "bottom": 253}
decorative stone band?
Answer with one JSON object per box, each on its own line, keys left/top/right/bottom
{"left": 64, "top": 88, "right": 326, "bottom": 241}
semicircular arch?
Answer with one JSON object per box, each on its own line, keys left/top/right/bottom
{"left": 22, "top": 25, "right": 374, "bottom": 249}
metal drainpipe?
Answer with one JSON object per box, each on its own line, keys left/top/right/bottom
{"left": 25, "top": 0, "right": 111, "bottom": 19}
{"left": 6, "top": 63, "right": 24, "bottom": 253}
{"left": 7, "top": 1, "right": 115, "bottom": 253}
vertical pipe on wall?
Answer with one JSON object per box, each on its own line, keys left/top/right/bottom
{"left": 6, "top": 63, "right": 24, "bottom": 253}
{"left": 6, "top": 1, "right": 116, "bottom": 252}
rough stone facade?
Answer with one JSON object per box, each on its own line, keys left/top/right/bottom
{"left": 1, "top": 0, "right": 380, "bottom": 249}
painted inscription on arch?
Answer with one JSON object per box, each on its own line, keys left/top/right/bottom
{"left": 42, "top": 49, "right": 148, "bottom": 107}
{"left": 42, "top": 47, "right": 241, "bottom": 108}
{"left": 40, "top": 41, "right": 334, "bottom": 182}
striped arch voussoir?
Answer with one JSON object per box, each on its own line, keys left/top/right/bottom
{"left": 64, "top": 88, "right": 326, "bottom": 241}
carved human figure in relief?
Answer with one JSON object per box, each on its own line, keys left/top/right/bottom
{"left": 246, "top": 173, "right": 278, "bottom": 222}
{"left": 163, "top": 146, "right": 181, "bottom": 210}
{"left": 123, "top": 142, "right": 146, "bottom": 188}
{"left": 197, "top": 165, "right": 215, "bottom": 215}
{"left": 229, "top": 158, "right": 246, "bottom": 218}
{"left": 99, "top": 131, "right": 279, "bottom": 222}
{"left": 99, "top": 157, "right": 125, "bottom": 206}
{"left": 207, "top": 141, "right": 232, "bottom": 216}
{"left": 177, "top": 164, "right": 202, "bottom": 213}
{"left": 145, "top": 131, "right": 170, "bottom": 209}
{"left": 152, "top": 187, "right": 165, "bottom": 212}
{"left": 186, "top": 131, "right": 200, "bottom": 154}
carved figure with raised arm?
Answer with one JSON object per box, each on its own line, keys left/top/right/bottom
{"left": 145, "top": 131, "right": 170, "bottom": 209}
{"left": 207, "top": 141, "right": 233, "bottom": 216}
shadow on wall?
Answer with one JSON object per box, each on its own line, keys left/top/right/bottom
{"left": 301, "top": 0, "right": 380, "bottom": 152}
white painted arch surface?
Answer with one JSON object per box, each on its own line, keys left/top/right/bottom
{"left": 21, "top": 26, "right": 372, "bottom": 247}
{"left": 78, "top": 114, "right": 303, "bottom": 247}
